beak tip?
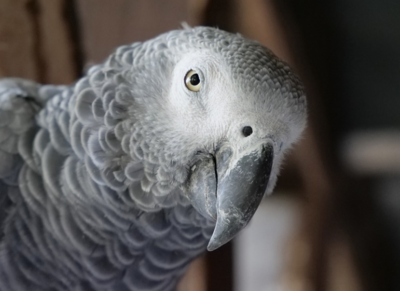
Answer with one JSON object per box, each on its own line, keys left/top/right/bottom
{"left": 206, "top": 230, "right": 223, "bottom": 251}
{"left": 207, "top": 242, "right": 219, "bottom": 252}
{"left": 206, "top": 143, "right": 274, "bottom": 251}
{"left": 206, "top": 215, "right": 243, "bottom": 251}
{"left": 207, "top": 232, "right": 229, "bottom": 251}
{"left": 206, "top": 220, "right": 230, "bottom": 251}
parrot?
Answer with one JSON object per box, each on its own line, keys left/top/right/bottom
{"left": 0, "top": 26, "right": 306, "bottom": 291}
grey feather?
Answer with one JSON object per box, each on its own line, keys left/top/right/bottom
{"left": 0, "top": 27, "right": 306, "bottom": 290}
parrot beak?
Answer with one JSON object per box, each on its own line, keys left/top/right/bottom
{"left": 207, "top": 144, "right": 273, "bottom": 251}
{"left": 186, "top": 143, "right": 274, "bottom": 251}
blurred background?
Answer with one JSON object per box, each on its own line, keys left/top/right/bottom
{"left": 1, "top": 0, "right": 400, "bottom": 290}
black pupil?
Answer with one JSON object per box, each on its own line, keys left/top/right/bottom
{"left": 190, "top": 74, "right": 200, "bottom": 86}
{"left": 242, "top": 126, "right": 253, "bottom": 137}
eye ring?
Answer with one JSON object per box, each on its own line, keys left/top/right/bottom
{"left": 185, "top": 70, "right": 201, "bottom": 92}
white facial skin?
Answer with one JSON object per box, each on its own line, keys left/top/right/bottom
{"left": 166, "top": 50, "right": 293, "bottom": 194}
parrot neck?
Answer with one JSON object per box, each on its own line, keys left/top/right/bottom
{"left": 0, "top": 76, "right": 215, "bottom": 291}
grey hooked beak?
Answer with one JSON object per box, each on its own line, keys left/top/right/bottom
{"left": 187, "top": 144, "right": 274, "bottom": 251}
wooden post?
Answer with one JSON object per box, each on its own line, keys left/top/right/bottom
{"left": 0, "top": 0, "right": 41, "bottom": 80}
{"left": 0, "top": 0, "right": 79, "bottom": 83}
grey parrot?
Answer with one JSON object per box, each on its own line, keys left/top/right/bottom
{"left": 0, "top": 26, "right": 306, "bottom": 290}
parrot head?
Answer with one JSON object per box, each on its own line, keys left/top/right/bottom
{"left": 101, "top": 27, "right": 306, "bottom": 251}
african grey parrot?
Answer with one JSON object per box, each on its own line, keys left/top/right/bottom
{"left": 0, "top": 26, "right": 306, "bottom": 290}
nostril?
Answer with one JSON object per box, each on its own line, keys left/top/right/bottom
{"left": 242, "top": 126, "right": 253, "bottom": 137}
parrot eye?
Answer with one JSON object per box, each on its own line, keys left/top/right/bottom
{"left": 185, "top": 70, "right": 201, "bottom": 92}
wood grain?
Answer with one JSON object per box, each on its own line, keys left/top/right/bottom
{"left": 0, "top": 0, "right": 40, "bottom": 80}
{"left": 37, "top": 0, "right": 78, "bottom": 84}
{"left": 76, "top": 0, "right": 190, "bottom": 65}
{"left": 0, "top": 0, "right": 78, "bottom": 84}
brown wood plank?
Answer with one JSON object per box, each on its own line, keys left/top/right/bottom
{"left": 0, "top": 0, "right": 79, "bottom": 84}
{"left": 75, "top": 0, "right": 190, "bottom": 64}
{"left": 36, "top": 0, "right": 79, "bottom": 84}
{"left": 0, "top": 0, "right": 40, "bottom": 80}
